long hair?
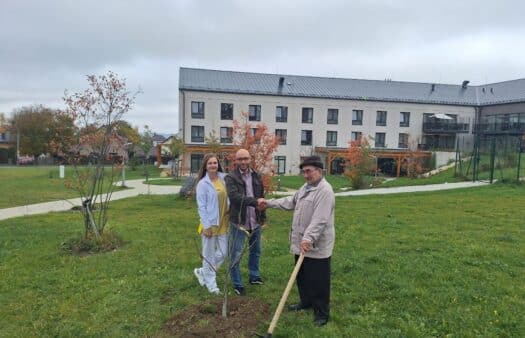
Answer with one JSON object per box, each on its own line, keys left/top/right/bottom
{"left": 196, "top": 153, "right": 224, "bottom": 181}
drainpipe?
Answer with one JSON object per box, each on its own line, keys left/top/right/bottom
{"left": 180, "top": 90, "right": 186, "bottom": 175}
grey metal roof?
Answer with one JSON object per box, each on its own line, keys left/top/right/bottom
{"left": 179, "top": 67, "right": 525, "bottom": 107}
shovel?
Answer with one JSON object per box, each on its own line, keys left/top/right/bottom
{"left": 261, "top": 252, "right": 305, "bottom": 338}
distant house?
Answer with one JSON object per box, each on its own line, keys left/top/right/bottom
{"left": 155, "top": 134, "right": 180, "bottom": 165}
{"left": 0, "top": 125, "right": 14, "bottom": 150}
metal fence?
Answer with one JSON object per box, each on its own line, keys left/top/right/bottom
{"left": 456, "top": 134, "right": 524, "bottom": 183}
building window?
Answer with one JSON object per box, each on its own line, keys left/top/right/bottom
{"left": 326, "top": 131, "right": 337, "bottom": 146}
{"left": 275, "top": 129, "right": 287, "bottom": 145}
{"left": 398, "top": 133, "right": 408, "bottom": 148}
{"left": 352, "top": 110, "right": 363, "bottom": 125}
{"left": 275, "top": 156, "right": 286, "bottom": 174}
{"left": 221, "top": 103, "right": 233, "bottom": 120}
{"left": 376, "top": 110, "right": 387, "bottom": 126}
{"left": 250, "top": 128, "right": 260, "bottom": 144}
{"left": 0, "top": 133, "right": 5, "bottom": 141}
{"left": 400, "top": 112, "right": 410, "bottom": 127}
{"left": 301, "top": 130, "right": 312, "bottom": 145}
{"left": 327, "top": 109, "right": 339, "bottom": 124}
{"left": 249, "top": 105, "right": 261, "bottom": 121}
{"left": 190, "top": 154, "right": 204, "bottom": 173}
{"left": 276, "top": 106, "right": 288, "bottom": 122}
{"left": 191, "top": 125, "right": 205, "bottom": 142}
{"left": 220, "top": 127, "right": 233, "bottom": 143}
{"left": 375, "top": 132, "right": 386, "bottom": 148}
{"left": 351, "top": 131, "right": 362, "bottom": 141}
{"left": 191, "top": 101, "right": 205, "bottom": 119}
{"left": 302, "top": 107, "right": 313, "bottom": 123}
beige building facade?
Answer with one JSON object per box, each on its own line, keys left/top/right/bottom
{"left": 179, "top": 73, "right": 476, "bottom": 175}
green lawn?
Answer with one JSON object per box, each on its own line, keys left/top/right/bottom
{"left": 274, "top": 174, "right": 353, "bottom": 191}
{"left": 379, "top": 166, "right": 467, "bottom": 188}
{"left": 0, "top": 165, "right": 162, "bottom": 208}
{"left": 1, "top": 185, "right": 523, "bottom": 336}
{"left": 144, "top": 178, "right": 184, "bottom": 186}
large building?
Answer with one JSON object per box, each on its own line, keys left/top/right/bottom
{"left": 178, "top": 68, "right": 525, "bottom": 175}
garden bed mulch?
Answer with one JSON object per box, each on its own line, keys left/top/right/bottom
{"left": 161, "top": 297, "right": 271, "bottom": 337}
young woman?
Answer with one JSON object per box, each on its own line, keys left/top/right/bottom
{"left": 193, "top": 154, "right": 229, "bottom": 294}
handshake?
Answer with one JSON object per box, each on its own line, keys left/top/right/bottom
{"left": 256, "top": 198, "right": 268, "bottom": 210}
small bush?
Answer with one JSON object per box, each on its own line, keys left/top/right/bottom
{"left": 60, "top": 230, "right": 125, "bottom": 255}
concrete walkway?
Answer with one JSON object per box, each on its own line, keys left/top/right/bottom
{"left": 0, "top": 179, "right": 181, "bottom": 221}
{"left": 0, "top": 179, "right": 489, "bottom": 221}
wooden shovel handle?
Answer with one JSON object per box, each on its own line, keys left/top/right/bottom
{"left": 267, "top": 253, "right": 305, "bottom": 335}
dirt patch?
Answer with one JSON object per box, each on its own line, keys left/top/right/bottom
{"left": 161, "top": 297, "right": 271, "bottom": 337}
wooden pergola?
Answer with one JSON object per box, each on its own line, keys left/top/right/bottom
{"left": 315, "top": 147, "right": 432, "bottom": 177}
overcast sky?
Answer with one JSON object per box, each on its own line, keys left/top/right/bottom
{"left": 2, "top": 0, "right": 525, "bottom": 134}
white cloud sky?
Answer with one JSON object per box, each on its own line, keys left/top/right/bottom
{"left": 1, "top": 0, "right": 525, "bottom": 133}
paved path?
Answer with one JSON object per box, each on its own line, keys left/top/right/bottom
{"left": 0, "top": 179, "right": 181, "bottom": 221}
{"left": 0, "top": 179, "right": 489, "bottom": 221}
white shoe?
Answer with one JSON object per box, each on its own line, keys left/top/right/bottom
{"left": 193, "top": 268, "right": 205, "bottom": 286}
{"left": 208, "top": 287, "right": 221, "bottom": 295}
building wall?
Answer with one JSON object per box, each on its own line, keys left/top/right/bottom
{"left": 480, "top": 102, "right": 525, "bottom": 115}
{"left": 179, "top": 90, "right": 476, "bottom": 174}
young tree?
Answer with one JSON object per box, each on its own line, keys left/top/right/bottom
{"left": 138, "top": 125, "right": 154, "bottom": 182}
{"left": 401, "top": 139, "right": 427, "bottom": 178}
{"left": 344, "top": 136, "right": 377, "bottom": 189}
{"left": 168, "top": 135, "right": 185, "bottom": 178}
{"left": 63, "top": 71, "right": 140, "bottom": 241}
{"left": 227, "top": 111, "right": 280, "bottom": 191}
{"left": 205, "top": 129, "right": 222, "bottom": 156}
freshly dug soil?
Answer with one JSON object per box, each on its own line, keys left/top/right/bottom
{"left": 162, "top": 297, "right": 271, "bottom": 337}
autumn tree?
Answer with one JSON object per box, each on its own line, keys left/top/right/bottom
{"left": 401, "top": 139, "right": 428, "bottom": 178}
{"left": 168, "top": 135, "right": 185, "bottom": 178}
{"left": 205, "top": 129, "right": 223, "bottom": 156}
{"left": 62, "top": 71, "right": 140, "bottom": 245}
{"left": 344, "top": 136, "right": 377, "bottom": 189}
{"left": 137, "top": 125, "right": 154, "bottom": 181}
{"left": 115, "top": 120, "right": 140, "bottom": 145}
{"left": 227, "top": 111, "right": 280, "bottom": 191}
{"left": 10, "top": 104, "right": 76, "bottom": 157}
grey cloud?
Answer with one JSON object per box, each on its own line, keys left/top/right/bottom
{"left": 1, "top": 0, "right": 525, "bottom": 133}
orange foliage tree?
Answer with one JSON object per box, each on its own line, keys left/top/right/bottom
{"left": 401, "top": 140, "right": 428, "bottom": 178}
{"left": 344, "top": 136, "right": 377, "bottom": 189}
{"left": 227, "top": 111, "right": 280, "bottom": 192}
{"left": 62, "top": 71, "right": 140, "bottom": 240}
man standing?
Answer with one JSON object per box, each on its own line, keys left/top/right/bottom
{"left": 259, "top": 156, "right": 335, "bottom": 326}
{"left": 225, "top": 148, "right": 266, "bottom": 296}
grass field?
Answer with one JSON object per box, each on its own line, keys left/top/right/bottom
{"left": 145, "top": 178, "right": 184, "bottom": 186}
{"left": 274, "top": 166, "right": 469, "bottom": 191}
{"left": 1, "top": 184, "right": 523, "bottom": 337}
{"left": 0, "top": 165, "right": 162, "bottom": 208}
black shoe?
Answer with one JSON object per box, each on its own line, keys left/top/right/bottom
{"left": 233, "top": 286, "right": 246, "bottom": 296}
{"left": 314, "top": 317, "right": 329, "bottom": 326}
{"left": 249, "top": 277, "right": 264, "bottom": 285}
{"left": 287, "top": 303, "right": 311, "bottom": 312}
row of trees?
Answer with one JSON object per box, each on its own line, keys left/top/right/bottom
{"left": 4, "top": 104, "right": 152, "bottom": 160}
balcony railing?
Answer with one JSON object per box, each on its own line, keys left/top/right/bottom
{"left": 423, "top": 122, "right": 470, "bottom": 133}
{"left": 474, "top": 122, "right": 525, "bottom": 134}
